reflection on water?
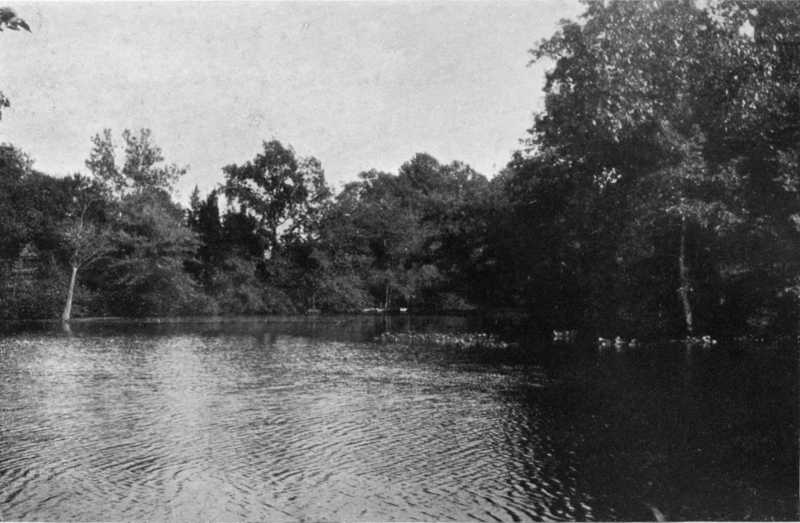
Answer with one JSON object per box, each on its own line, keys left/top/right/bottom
{"left": 0, "top": 317, "right": 796, "bottom": 521}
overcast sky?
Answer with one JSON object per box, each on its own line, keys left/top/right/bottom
{"left": 0, "top": 1, "right": 583, "bottom": 201}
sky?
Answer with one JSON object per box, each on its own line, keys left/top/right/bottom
{"left": 0, "top": 1, "right": 584, "bottom": 201}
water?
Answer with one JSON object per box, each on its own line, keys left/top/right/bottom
{"left": 0, "top": 317, "right": 796, "bottom": 521}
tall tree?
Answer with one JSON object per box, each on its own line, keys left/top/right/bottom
{"left": 318, "top": 156, "right": 489, "bottom": 312}
{"left": 84, "top": 129, "right": 201, "bottom": 316}
{"left": 59, "top": 175, "right": 113, "bottom": 321}
{"left": 222, "top": 140, "right": 330, "bottom": 254}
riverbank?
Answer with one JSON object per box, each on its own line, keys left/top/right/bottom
{"left": 2, "top": 313, "right": 796, "bottom": 350}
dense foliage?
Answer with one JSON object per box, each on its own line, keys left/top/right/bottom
{"left": 0, "top": 1, "right": 797, "bottom": 338}
{"left": 509, "top": 0, "right": 800, "bottom": 336}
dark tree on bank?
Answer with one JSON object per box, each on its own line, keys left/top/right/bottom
{"left": 315, "top": 154, "right": 490, "bottom": 312}
{"left": 222, "top": 140, "right": 330, "bottom": 256}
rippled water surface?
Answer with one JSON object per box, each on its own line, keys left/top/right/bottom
{"left": 0, "top": 317, "right": 796, "bottom": 521}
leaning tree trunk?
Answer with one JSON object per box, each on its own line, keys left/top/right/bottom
{"left": 62, "top": 264, "right": 78, "bottom": 322}
{"left": 677, "top": 216, "right": 694, "bottom": 336}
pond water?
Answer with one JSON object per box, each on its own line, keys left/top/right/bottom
{"left": 0, "top": 316, "right": 796, "bottom": 521}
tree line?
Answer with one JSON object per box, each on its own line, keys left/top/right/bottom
{"left": 0, "top": 0, "right": 797, "bottom": 338}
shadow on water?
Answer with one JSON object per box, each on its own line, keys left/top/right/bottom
{"left": 512, "top": 339, "right": 799, "bottom": 521}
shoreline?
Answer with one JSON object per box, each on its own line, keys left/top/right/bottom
{"left": 0, "top": 308, "right": 533, "bottom": 325}
{"left": 0, "top": 314, "right": 795, "bottom": 347}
